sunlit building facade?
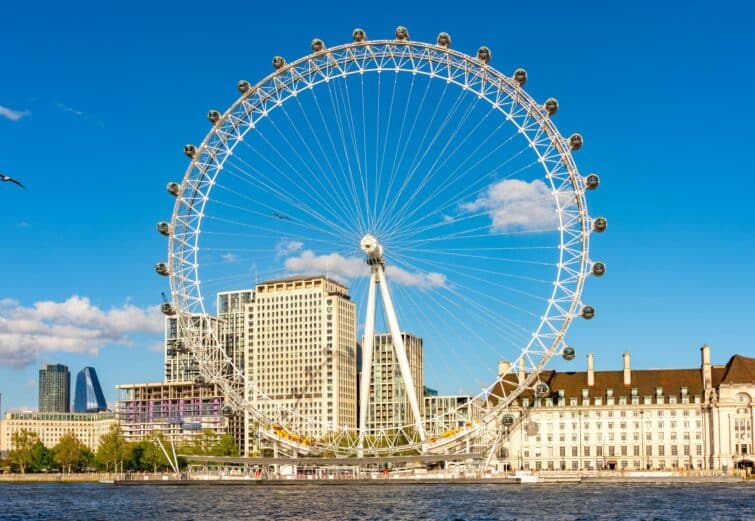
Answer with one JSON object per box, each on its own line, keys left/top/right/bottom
{"left": 0, "top": 411, "right": 116, "bottom": 451}
{"left": 365, "top": 332, "right": 424, "bottom": 434}
{"left": 246, "top": 276, "right": 357, "bottom": 443}
{"left": 493, "top": 346, "right": 755, "bottom": 473}
{"left": 38, "top": 363, "right": 70, "bottom": 413}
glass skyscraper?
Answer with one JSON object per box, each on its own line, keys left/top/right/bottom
{"left": 73, "top": 367, "right": 108, "bottom": 413}
{"left": 39, "top": 363, "right": 70, "bottom": 412}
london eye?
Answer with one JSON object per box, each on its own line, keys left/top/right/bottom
{"left": 156, "top": 26, "right": 606, "bottom": 459}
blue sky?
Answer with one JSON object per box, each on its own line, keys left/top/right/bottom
{"left": 1, "top": 1, "right": 753, "bottom": 412}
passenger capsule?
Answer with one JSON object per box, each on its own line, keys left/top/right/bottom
{"left": 581, "top": 306, "right": 596, "bottom": 320}
{"left": 184, "top": 144, "right": 197, "bottom": 158}
{"left": 593, "top": 217, "right": 607, "bottom": 233}
{"left": 160, "top": 302, "right": 176, "bottom": 316}
{"left": 272, "top": 56, "right": 286, "bottom": 70}
{"left": 544, "top": 98, "right": 559, "bottom": 116}
{"left": 221, "top": 405, "right": 234, "bottom": 416}
{"left": 477, "top": 46, "right": 491, "bottom": 64}
{"left": 156, "top": 221, "right": 170, "bottom": 236}
{"left": 395, "top": 26, "right": 409, "bottom": 41}
{"left": 591, "top": 261, "right": 606, "bottom": 277}
{"left": 584, "top": 173, "right": 600, "bottom": 190}
{"left": 513, "top": 68, "right": 527, "bottom": 86}
{"left": 534, "top": 382, "right": 550, "bottom": 397}
{"left": 208, "top": 110, "right": 221, "bottom": 124}
{"left": 311, "top": 38, "right": 325, "bottom": 52}
{"left": 154, "top": 262, "right": 170, "bottom": 276}
{"left": 194, "top": 375, "right": 207, "bottom": 385}
{"left": 437, "top": 32, "right": 451, "bottom": 48}
{"left": 166, "top": 182, "right": 180, "bottom": 197}
{"left": 568, "top": 134, "right": 583, "bottom": 151}
{"left": 501, "top": 414, "right": 515, "bottom": 427}
{"left": 562, "top": 346, "right": 576, "bottom": 361}
{"left": 166, "top": 348, "right": 176, "bottom": 357}
{"left": 237, "top": 80, "right": 252, "bottom": 94}
{"left": 353, "top": 28, "right": 366, "bottom": 42}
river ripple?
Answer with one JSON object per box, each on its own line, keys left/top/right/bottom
{"left": 1, "top": 482, "right": 753, "bottom": 520}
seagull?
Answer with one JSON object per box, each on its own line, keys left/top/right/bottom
{"left": 1, "top": 173, "right": 25, "bottom": 189}
{"left": 272, "top": 212, "right": 291, "bottom": 221}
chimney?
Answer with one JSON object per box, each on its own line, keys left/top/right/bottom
{"left": 623, "top": 352, "right": 631, "bottom": 386}
{"left": 498, "top": 360, "right": 511, "bottom": 378}
{"left": 701, "top": 344, "right": 712, "bottom": 389}
{"left": 518, "top": 356, "right": 526, "bottom": 384}
{"left": 587, "top": 353, "right": 595, "bottom": 387}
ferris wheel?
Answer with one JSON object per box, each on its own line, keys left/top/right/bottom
{"left": 156, "top": 26, "right": 606, "bottom": 458}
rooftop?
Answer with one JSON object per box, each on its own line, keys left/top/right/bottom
{"left": 492, "top": 353, "right": 755, "bottom": 403}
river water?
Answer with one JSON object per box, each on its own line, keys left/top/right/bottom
{"left": 1, "top": 482, "right": 753, "bottom": 520}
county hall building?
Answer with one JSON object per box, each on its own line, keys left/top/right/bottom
{"left": 496, "top": 345, "right": 754, "bottom": 473}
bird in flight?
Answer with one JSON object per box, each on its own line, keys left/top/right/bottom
{"left": 272, "top": 212, "right": 292, "bottom": 221}
{"left": 1, "top": 173, "right": 25, "bottom": 189}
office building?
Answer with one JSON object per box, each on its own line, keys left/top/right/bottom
{"left": 247, "top": 276, "right": 357, "bottom": 441}
{"left": 365, "top": 332, "right": 424, "bottom": 433}
{"left": 73, "top": 367, "right": 108, "bottom": 413}
{"left": 164, "top": 314, "right": 224, "bottom": 383}
{"left": 39, "top": 363, "right": 70, "bottom": 413}
{"left": 0, "top": 411, "right": 116, "bottom": 451}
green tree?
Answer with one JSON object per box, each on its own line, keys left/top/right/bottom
{"left": 96, "top": 423, "right": 128, "bottom": 472}
{"left": 141, "top": 435, "right": 170, "bottom": 472}
{"left": 29, "top": 441, "right": 54, "bottom": 473}
{"left": 183, "top": 429, "right": 219, "bottom": 455}
{"left": 52, "top": 432, "right": 89, "bottom": 473}
{"left": 9, "top": 429, "right": 39, "bottom": 474}
{"left": 210, "top": 434, "right": 240, "bottom": 457}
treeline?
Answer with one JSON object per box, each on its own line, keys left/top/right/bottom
{"left": 1, "top": 424, "right": 239, "bottom": 474}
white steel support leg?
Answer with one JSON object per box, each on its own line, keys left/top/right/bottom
{"left": 376, "top": 267, "right": 427, "bottom": 442}
{"left": 358, "top": 270, "right": 378, "bottom": 450}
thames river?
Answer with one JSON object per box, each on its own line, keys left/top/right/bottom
{"left": 1, "top": 482, "right": 753, "bottom": 520}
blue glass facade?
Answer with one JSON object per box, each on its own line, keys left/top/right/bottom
{"left": 73, "top": 367, "right": 108, "bottom": 413}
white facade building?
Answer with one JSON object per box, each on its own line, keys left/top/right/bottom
{"left": 493, "top": 346, "right": 754, "bottom": 473}
{"left": 246, "top": 276, "right": 357, "bottom": 443}
{"left": 0, "top": 411, "right": 117, "bottom": 452}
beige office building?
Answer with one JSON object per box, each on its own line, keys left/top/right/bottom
{"left": 492, "top": 346, "right": 754, "bottom": 473}
{"left": 246, "top": 276, "right": 357, "bottom": 441}
{"left": 365, "top": 332, "right": 424, "bottom": 434}
{"left": 0, "top": 411, "right": 117, "bottom": 452}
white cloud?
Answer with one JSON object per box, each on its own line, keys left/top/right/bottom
{"left": 284, "top": 250, "right": 366, "bottom": 281}
{"left": 275, "top": 239, "right": 304, "bottom": 258}
{"left": 0, "top": 296, "right": 163, "bottom": 368}
{"left": 386, "top": 266, "right": 447, "bottom": 289}
{"left": 284, "top": 250, "right": 446, "bottom": 289}
{"left": 463, "top": 179, "right": 559, "bottom": 231}
{"left": 0, "top": 105, "right": 30, "bottom": 121}
{"left": 221, "top": 253, "right": 240, "bottom": 263}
